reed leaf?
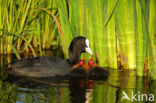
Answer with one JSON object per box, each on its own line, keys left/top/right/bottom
{"left": 115, "top": 0, "right": 136, "bottom": 69}
{"left": 104, "top": 0, "right": 118, "bottom": 27}
{"left": 3, "top": 32, "right": 36, "bottom": 57}
{"left": 148, "top": 0, "right": 156, "bottom": 79}
{"left": 6, "top": 42, "right": 21, "bottom": 60}
{"left": 86, "top": 0, "right": 108, "bottom": 66}
{"left": 17, "top": 0, "right": 32, "bottom": 50}
{"left": 135, "top": 0, "right": 147, "bottom": 76}
{"left": 105, "top": 0, "right": 117, "bottom": 68}
{"left": 57, "top": 0, "right": 73, "bottom": 57}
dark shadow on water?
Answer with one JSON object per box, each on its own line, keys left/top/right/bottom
{"left": 6, "top": 75, "right": 69, "bottom": 88}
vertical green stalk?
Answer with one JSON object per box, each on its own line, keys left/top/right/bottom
{"left": 19, "top": 0, "right": 32, "bottom": 33}
{"left": 7, "top": 0, "right": 14, "bottom": 54}
{"left": 105, "top": 0, "right": 118, "bottom": 68}
{"left": 17, "top": 0, "right": 32, "bottom": 50}
{"left": 106, "top": 16, "right": 117, "bottom": 68}
{"left": 0, "top": 0, "right": 2, "bottom": 54}
{"left": 115, "top": 0, "right": 136, "bottom": 69}
{"left": 87, "top": 0, "right": 108, "bottom": 66}
{"left": 42, "top": 0, "right": 51, "bottom": 49}
{"left": 69, "top": 0, "right": 80, "bottom": 37}
{"left": 37, "top": 19, "right": 42, "bottom": 54}
{"left": 149, "top": 0, "right": 156, "bottom": 79}
{"left": 0, "top": 0, "right": 6, "bottom": 54}
{"left": 57, "top": 0, "right": 73, "bottom": 57}
{"left": 135, "top": 0, "right": 147, "bottom": 76}
{"left": 86, "top": 4, "right": 96, "bottom": 60}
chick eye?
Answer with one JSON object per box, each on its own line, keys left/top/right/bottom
{"left": 81, "top": 41, "right": 85, "bottom": 45}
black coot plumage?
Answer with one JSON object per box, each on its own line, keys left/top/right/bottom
{"left": 88, "top": 58, "right": 109, "bottom": 79}
{"left": 9, "top": 36, "right": 93, "bottom": 77}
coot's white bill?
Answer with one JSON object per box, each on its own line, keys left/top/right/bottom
{"left": 85, "top": 39, "right": 93, "bottom": 56}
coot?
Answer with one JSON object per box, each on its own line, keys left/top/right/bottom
{"left": 9, "top": 36, "right": 93, "bottom": 77}
{"left": 69, "top": 60, "right": 87, "bottom": 78}
{"left": 88, "top": 58, "right": 109, "bottom": 79}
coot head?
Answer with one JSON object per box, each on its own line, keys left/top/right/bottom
{"left": 68, "top": 36, "right": 93, "bottom": 65}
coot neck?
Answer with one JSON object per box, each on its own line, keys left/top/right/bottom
{"left": 68, "top": 51, "right": 81, "bottom": 66}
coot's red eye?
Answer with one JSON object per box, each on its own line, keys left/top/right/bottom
{"left": 81, "top": 41, "right": 85, "bottom": 45}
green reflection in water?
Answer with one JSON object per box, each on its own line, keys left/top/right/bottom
{"left": 0, "top": 80, "right": 15, "bottom": 103}
{"left": 0, "top": 80, "right": 70, "bottom": 103}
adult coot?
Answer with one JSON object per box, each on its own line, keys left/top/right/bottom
{"left": 9, "top": 36, "right": 93, "bottom": 77}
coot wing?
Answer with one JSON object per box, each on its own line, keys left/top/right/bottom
{"left": 9, "top": 56, "right": 71, "bottom": 77}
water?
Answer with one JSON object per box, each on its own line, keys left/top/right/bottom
{"left": 0, "top": 54, "right": 156, "bottom": 103}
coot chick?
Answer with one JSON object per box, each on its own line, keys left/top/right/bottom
{"left": 69, "top": 60, "right": 87, "bottom": 78}
{"left": 88, "top": 58, "right": 109, "bottom": 79}
{"left": 9, "top": 36, "right": 93, "bottom": 77}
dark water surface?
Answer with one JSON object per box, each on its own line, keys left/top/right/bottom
{"left": 0, "top": 54, "right": 156, "bottom": 103}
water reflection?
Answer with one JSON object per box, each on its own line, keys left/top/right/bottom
{"left": 0, "top": 55, "right": 156, "bottom": 103}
